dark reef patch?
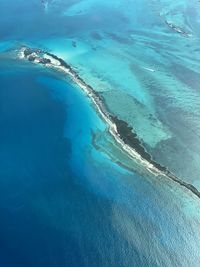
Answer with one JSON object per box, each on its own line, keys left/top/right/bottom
{"left": 72, "top": 41, "right": 77, "bottom": 48}
{"left": 91, "top": 32, "right": 103, "bottom": 40}
{"left": 105, "top": 32, "right": 131, "bottom": 44}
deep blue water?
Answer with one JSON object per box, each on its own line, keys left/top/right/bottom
{"left": 1, "top": 1, "right": 200, "bottom": 266}
{"left": 1, "top": 59, "right": 200, "bottom": 267}
{"left": 0, "top": 61, "right": 70, "bottom": 266}
{"left": 0, "top": 60, "right": 107, "bottom": 266}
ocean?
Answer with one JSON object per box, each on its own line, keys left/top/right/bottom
{"left": 1, "top": 1, "right": 200, "bottom": 266}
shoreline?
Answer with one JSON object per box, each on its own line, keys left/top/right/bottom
{"left": 18, "top": 46, "right": 200, "bottom": 200}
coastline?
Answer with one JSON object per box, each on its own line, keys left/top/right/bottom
{"left": 18, "top": 46, "right": 200, "bottom": 200}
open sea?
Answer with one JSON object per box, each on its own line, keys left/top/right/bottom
{"left": 1, "top": 1, "right": 200, "bottom": 266}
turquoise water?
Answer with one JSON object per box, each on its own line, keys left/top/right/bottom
{"left": 1, "top": 0, "right": 200, "bottom": 266}
{"left": 2, "top": 0, "right": 198, "bottom": 186}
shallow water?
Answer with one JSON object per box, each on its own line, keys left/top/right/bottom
{"left": 1, "top": 1, "right": 200, "bottom": 266}
{"left": 1, "top": 0, "right": 197, "bottom": 186}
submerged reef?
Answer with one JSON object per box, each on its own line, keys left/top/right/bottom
{"left": 19, "top": 46, "right": 200, "bottom": 200}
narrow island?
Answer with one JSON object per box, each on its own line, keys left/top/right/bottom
{"left": 18, "top": 46, "right": 200, "bottom": 200}
{"left": 165, "top": 20, "right": 190, "bottom": 37}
